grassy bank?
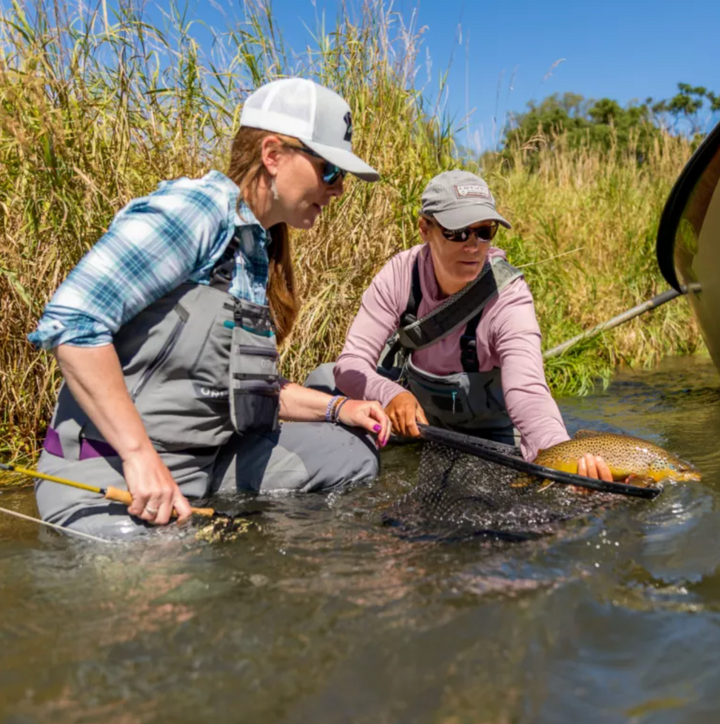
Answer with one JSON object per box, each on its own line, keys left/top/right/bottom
{"left": 0, "top": 0, "right": 702, "bottom": 462}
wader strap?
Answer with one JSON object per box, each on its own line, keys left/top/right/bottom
{"left": 460, "top": 312, "right": 482, "bottom": 373}
{"left": 209, "top": 229, "right": 242, "bottom": 292}
{"left": 404, "top": 257, "right": 423, "bottom": 325}
{"left": 379, "top": 258, "right": 423, "bottom": 370}
{"left": 396, "top": 257, "right": 522, "bottom": 352}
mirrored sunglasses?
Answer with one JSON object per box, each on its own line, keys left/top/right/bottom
{"left": 435, "top": 219, "right": 499, "bottom": 243}
{"left": 297, "top": 146, "right": 347, "bottom": 186}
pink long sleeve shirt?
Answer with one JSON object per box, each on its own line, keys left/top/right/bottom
{"left": 334, "top": 244, "right": 570, "bottom": 461}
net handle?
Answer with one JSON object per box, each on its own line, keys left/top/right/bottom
{"left": 417, "top": 424, "right": 662, "bottom": 500}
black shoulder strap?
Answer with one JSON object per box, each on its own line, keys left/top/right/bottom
{"left": 209, "top": 229, "right": 242, "bottom": 291}
{"left": 396, "top": 257, "right": 522, "bottom": 353}
{"left": 397, "top": 261, "right": 494, "bottom": 351}
{"left": 381, "top": 256, "right": 521, "bottom": 371}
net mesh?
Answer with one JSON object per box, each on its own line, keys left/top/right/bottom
{"left": 386, "top": 440, "right": 631, "bottom": 541}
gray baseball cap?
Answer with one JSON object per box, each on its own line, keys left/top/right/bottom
{"left": 240, "top": 78, "right": 379, "bottom": 182}
{"left": 421, "top": 170, "right": 511, "bottom": 230}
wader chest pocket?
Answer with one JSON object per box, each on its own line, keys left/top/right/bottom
{"left": 232, "top": 380, "right": 280, "bottom": 435}
{"left": 230, "top": 327, "right": 280, "bottom": 435}
{"left": 404, "top": 356, "right": 474, "bottom": 423}
{"left": 408, "top": 377, "right": 475, "bottom": 424}
{"left": 189, "top": 314, "right": 235, "bottom": 392}
{"left": 234, "top": 345, "right": 279, "bottom": 379}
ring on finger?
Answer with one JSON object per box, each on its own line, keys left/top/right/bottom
{"left": 144, "top": 505, "right": 159, "bottom": 516}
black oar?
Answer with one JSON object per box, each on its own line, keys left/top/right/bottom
{"left": 417, "top": 424, "right": 662, "bottom": 499}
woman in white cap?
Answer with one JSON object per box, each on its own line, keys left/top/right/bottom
{"left": 330, "top": 170, "right": 612, "bottom": 482}
{"left": 29, "top": 78, "right": 391, "bottom": 537}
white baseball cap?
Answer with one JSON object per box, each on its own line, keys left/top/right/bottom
{"left": 240, "top": 78, "right": 380, "bottom": 182}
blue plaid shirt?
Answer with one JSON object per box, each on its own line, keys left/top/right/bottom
{"left": 29, "top": 171, "right": 270, "bottom": 349}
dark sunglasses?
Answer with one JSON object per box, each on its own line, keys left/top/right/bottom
{"left": 297, "top": 146, "right": 347, "bottom": 186}
{"left": 432, "top": 218, "right": 499, "bottom": 243}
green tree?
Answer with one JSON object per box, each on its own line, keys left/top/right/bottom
{"left": 495, "top": 93, "right": 652, "bottom": 168}
{"left": 495, "top": 83, "right": 718, "bottom": 167}
{"left": 650, "top": 83, "right": 720, "bottom": 136}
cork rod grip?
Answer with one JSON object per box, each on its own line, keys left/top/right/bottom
{"left": 104, "top": 486, "right": 215, "bottom": 518}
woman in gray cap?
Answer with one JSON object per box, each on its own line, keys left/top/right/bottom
{"left": 331, "top": 170, "right": 612, "bottom": 481}
{"left": 28, "top": 78, "right": 390, "bottom": 537}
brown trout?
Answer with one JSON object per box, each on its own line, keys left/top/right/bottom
{"left": 533, "top": 430, "right": 701, "bottom": 485}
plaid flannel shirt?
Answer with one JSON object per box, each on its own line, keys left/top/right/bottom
{"left": 28, "top": 171, "right": 270, "bottom": 350}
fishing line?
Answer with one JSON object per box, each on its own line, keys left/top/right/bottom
{"left": 0, "top": 504, "right": 109, "bottom": 544}
{"left": 417, "top": 424, "right": 662, "bottom": 499}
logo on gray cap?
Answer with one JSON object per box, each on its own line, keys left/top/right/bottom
{"left": 454, "top": 183, "right": 490, "bottom": 199}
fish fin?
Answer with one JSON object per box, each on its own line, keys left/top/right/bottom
{"left": 573, "top": 429, "right": 603, "bottom": 440}
{"left": 511, "top": 475, "right": 555, "bottom": 492}
{"left": 510, "top": 474, "right": 536, "bottom": 489}
{"left": 624, "top": 474, "right": 655, "bottom": 489}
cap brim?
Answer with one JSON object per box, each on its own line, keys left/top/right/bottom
{"left": 304, "top": 140, "right": 380, "bottom": 182}
{"left": 433, "top": 206, "right": 512, "bottom": 230}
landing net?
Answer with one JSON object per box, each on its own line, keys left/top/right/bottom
{"left": 386, "top": 440, "right": 630, "bottom": 541}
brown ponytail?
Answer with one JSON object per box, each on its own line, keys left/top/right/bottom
{"left": 226, "top": 127, "right": 299, "bottom": 346}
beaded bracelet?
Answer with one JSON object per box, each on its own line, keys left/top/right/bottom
{"left": 330, "top": 395, "right": 348, "bottom": 423}
{"left": 333, "top": 397, "right": 350, "bottom": 424}
{"left": 325, "top": 395, "right": 344, "bottom": 422}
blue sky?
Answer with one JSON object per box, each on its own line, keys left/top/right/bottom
{"left": 133, "top": 0, "right": 720, "bottom": 152}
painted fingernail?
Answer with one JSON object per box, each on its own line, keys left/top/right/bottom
{"left": 373, "top": 424, "right": 381, "bottom": 432}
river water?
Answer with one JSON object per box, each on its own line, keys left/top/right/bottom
{"left": 1, "top": 356, "right": 720, "bottom": 723}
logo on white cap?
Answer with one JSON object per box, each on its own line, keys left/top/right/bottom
{"left": 343, "top": 111, "right": 353, "bottom": 142}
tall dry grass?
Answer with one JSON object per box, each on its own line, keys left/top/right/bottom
{"left": 0, "top": 0, "right": 702, "bottom": 463}
{"left": 481, "top": 132, "right": 702, "bottom": 394}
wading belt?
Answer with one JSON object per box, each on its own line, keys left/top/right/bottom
{"left": 380, "top": 256, "right": 522, "bottom": 373}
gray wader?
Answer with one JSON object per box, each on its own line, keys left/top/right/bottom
{"left": 380, "top": 256, "right": 523, "bottom": 445}
{"left": 36, "top": 231, "right": 379, "bottom": 538}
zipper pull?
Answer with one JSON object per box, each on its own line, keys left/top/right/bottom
{"left": 451, "top": 390, "right": 457, "bottom": 414}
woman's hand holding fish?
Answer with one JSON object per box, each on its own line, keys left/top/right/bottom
{"left": 573, "top": 453, "right": 613, "bottom": 493}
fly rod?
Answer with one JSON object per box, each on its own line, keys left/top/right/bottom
{"left": 417, "top": 424, "right": 662, "bottom": 499}
{"left": 0, "top": 462, "right": 215, "bottom": 517}
{"left": 543, "top": 288, "right": 685, "bottom": 360}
